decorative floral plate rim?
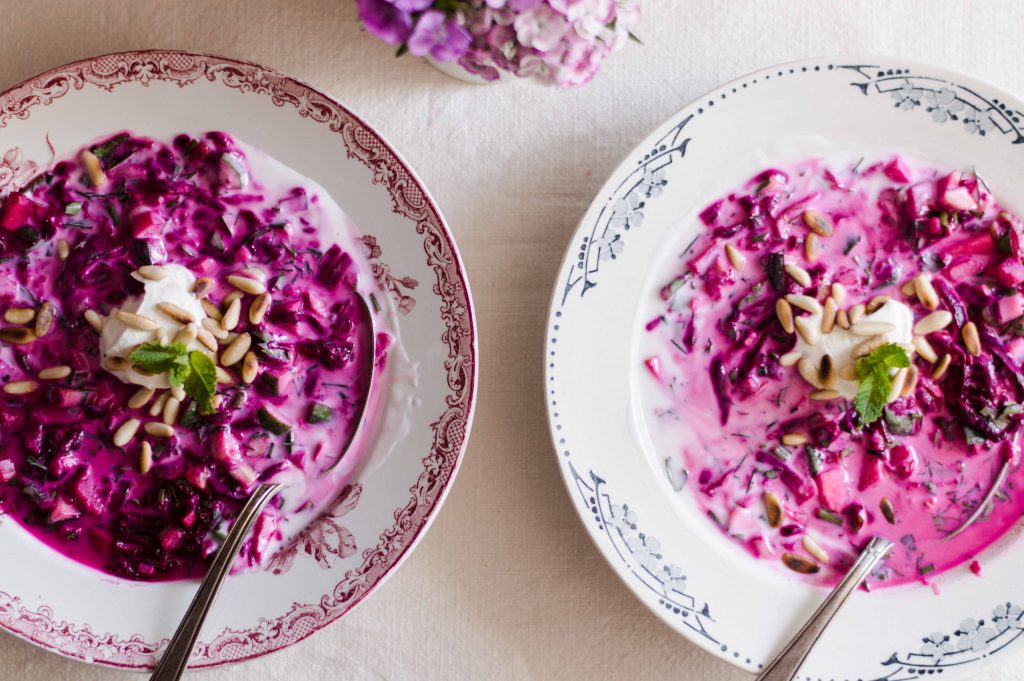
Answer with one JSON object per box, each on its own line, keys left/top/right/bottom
{"left": 545, "top": 55, "right": 1024, "bottom": 680}
{"left": 0, "top": 50, "right": 478, "bottom": 670}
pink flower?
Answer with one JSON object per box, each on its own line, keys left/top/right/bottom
{"left": 514, "top": 5, "right": 569, "bottom": 52}
{"left": 408, "top": 10, "right": 472, "bottom": 61}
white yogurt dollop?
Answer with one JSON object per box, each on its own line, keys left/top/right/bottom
{"left": 99, "top": 263, "right": 209, "bottom": 389}
{"left": 795, "top": 299, "right": 914, "bottom": 399}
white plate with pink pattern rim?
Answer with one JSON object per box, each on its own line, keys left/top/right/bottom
{"left": 546, "top": 56, "right": 1024, "bottom": 681}
{"left": 0, "top": 50, "right": 477, "bottom": 670}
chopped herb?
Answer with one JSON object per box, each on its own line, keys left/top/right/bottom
{"left": 918, "top": 563, "right": 936, "bottom": 575}
{"left": 369, "top": 292, "right": 381, "bottom": 313}
{"left": 90, "top": 133, "right": 130, "bottom": 160}
{"left": 805, "top": 446, "right": 824, "bottom": 476}
{"left": 209, "top": 231, "right": 225, "bottom": 252}
{"left": 816, "top": 508, "right": 843, "bottom": 526}
{"left": 843, "top": 236, "right": 861, "bottom": 255}
{"left": 769, "top": 445, "right": 791, "bottom": 462}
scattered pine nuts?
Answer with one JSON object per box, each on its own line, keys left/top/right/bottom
{"left": 850, "top": 321, "right": 896, "bottom": 336}
{"left": 202, "top": 317, "right": 229, "bottom": 339}
{"left": 880, "top": 498, "right": 896, "bottom": 524}
{"left": 853, "top": 334, "right": 887, "bottom": 358}
{"left": 901, "top": 365, "right": 920, "bottom": 398}
{"left": 221, "top": 298, "right": 241, "bottom": 332}
{"left": 105, "top": 356, "right": 130, "bottom": 371}
{"left": 149, "top": 392, "right": 169, "bottom": 418}
{"left": 866, "top": 295, "right": 890, "bottom": 314}
{"left": 220, "top": 333, "right": 251, "bottom": 367}
{"left": 775, "top": 298, "right": 795, "bottom": 334}
{"left": 797, "top": 358, "right": 824, "bottom": 389}
{"left": 932, "top": 354, "right": 952, "bottom": 380}
{"left": 196, "top": 327, "right": 218, "bottom": 352}
{"left": 57, "top": 238, "right": 70, "bottom": 261}
{"left": 802, "top": 209, "right": 834, "bottom": 237}
{"left": 913, "top": 274, "right": 939, "bottom": 310}
{"left": 80, "top": 149, "right": 106, "bottom": 187}
{"left": 249, "top": 293, "right": 271, "bottom": 325}
{"left": 785, "top": 262, "right": 812, "bottom": 287}
{"left": 162, "top": 397, "right": 181, "bottom": 426}
{"left": 764, "top": 491, "right": 783, "bottom": 528}
{"left": 836, "top": 308, "right": 850, "bottom": 330}
{"left": 215, "top": 366, "right": 235, "bottom": 385}
{"left": 831, "top": 282, "right": 847, "bottom": 305}
{"left": 38, "top": 365, "right": 72, "bottom": 380}
{"left": 144, "top": 422, "right": 174, "bottom": 438}
{"left": 839, "top": 364, "right": 858, "bottom": 381}
{"left": 821, "top": 297, "right": 837, "bottom": 334}
{"left": 914, "top": 310, "right": 953, "bottom": 335}
{"left": 888, "top": 368, "right": 909, "bottom": 402}
{"left": 3, "top": 308, "right": 35, "bottom": 325}
{"left": 809, "top": 389, "right": 841, "bottom": 401}
{"left": 2, "top": 380, "right": 39, "bottom": 395}
{"left": 139, "top": 442, "right": 153, "bottom": 475}
{"left": 820, "top": 354, "right": 837, "bottom": 389}
{"left": 137, "top": 265, "right": 169, "bottom": 281}
{"left": 782, "top": 552, "right": 820, "bottom": 574}
{"left": 201, "top": 298, "right": 223, "bottom": 321}
{"left": 794, "top": 316, "right": 820, "bottom": 345}
{"left": 113, "top": 419, "right": 141, "bottom": 448}
{"left": 222, "top": 290, "right": 244, "bottom": 309}
{"left": 781, "top": 432, "right": 808, "bottom": 446}
{"left": 227, "top": 274, "right": 267, "bottom": 295}
{"left": 242, "top": 351, "right": 259, "bottom": 384}
{"left": 848, "top": 304, "right": 866, "bottom": 325}
{"left": 913, "top": 334, "right": 938, "bottom": 363}
{"left": 779, "top": 351, "right": 802, "bottom": 367}
{"left": 962, "top": 321, "right": 981, "bottom": 357}
{"left": 170, "top": 384, "right": 186, "bottom": 402}
{"left": 901, "top": 280, "right": 918, "bottom": 297}
{"left": 34, "top": 302, "right": 55, "bottom": 338}
{"left": 116, "top": 310, "right": 159, "bottom": 331}
{"left": 211, "top": 395, "right": 224, "bottom": 409}
{"left": 724, "top": 243, "right": 746, "bottom": 269}
{"left": 804, "top": 233, "right": 820, "bottom": 263}
{"left": 128, "top": 387, "right": 156, "bottom": 409}
{"left": 785, "top": 294, "right": 822, "bottom": 314}
{"left": 156, "top": 302, "right": 195, "bottom": 324}
{"left": 193, "top": 277, "right": 215, "bottom": 298}
{"left": 802, "top": 534, "right": 830, "bottom": 564}
{"left": 0, "top": 327, "right": 36, "bottom": 344}
{"left": 174, "top": 323, "right": 199, "bottom": 346}
{"left": 84, "top": 309, "right": 104, "bottom": 333}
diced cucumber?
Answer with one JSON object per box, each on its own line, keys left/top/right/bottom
{"left": 308, "top": 403, "right": 333, "bottom": 424}
{"left": 257, "top": 407, "right": 292, "bottom": 435}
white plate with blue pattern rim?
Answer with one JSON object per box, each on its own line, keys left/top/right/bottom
{"left": 545, "top": 56, "right": 1024, "bottom": 681}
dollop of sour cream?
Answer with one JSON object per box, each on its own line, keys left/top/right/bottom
{"left": 795, "top": 299, "right": 915, "bottom": 399}
{"left": 99, "top": 264, "right": 209, "bottom": 389}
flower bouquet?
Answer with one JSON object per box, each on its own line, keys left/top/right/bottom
{"left": 356, "top": 0, "right": 641, "bottom": 87}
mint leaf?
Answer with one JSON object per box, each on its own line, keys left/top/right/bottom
{"left": 169, "top": 356, "right": 191, "bottom": 388}
{"left": 184, "top": 350, "right": 217, "bottom": 414}
{"left": 854, "top": 343, "right": 911, "bottom": 424}
{"left": 130, "top": 342, "right": 188, "bottom": 373}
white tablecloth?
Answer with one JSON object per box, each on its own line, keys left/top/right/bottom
{"left": 3, "top": 1, "right": 1024, "bottom": 679}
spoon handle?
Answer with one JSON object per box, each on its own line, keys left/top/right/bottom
{"left": 150, "top": 482, "right": 284, "bottom": 681}
{"left": 755, "top": 535, "right": 893, "bottom": 681}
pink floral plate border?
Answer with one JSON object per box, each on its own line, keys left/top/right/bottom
{"left": 0, "top": 50, "right": 477, "bottom": 669}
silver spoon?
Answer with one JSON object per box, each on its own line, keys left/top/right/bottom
{"left": 150, "top": 292, "right": 377, "bottom": 680}
{"left": 944, "top": 454, "right": 1010, "bottom": 541}
{"left": 755, "top": 535, "right": 893, "bottom": 681}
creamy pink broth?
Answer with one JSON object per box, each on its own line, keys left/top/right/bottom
{"left": 644, "top": 156, "right": 1024, "bottom": 588}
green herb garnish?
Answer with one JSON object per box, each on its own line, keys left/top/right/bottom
{"left": 129, "top": 342, "right": 218, "bottom": 414}
{"left": 308, "top": 403, "right": 333, "bottom": 424}
{"left": 854, "top": 343, "right": 910, "bottom": 424}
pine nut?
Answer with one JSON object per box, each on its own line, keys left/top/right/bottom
{"left": 802, "top": 209, "right": 834, "bottom": 237}
{"left": 211, "top": 395, "right": 224, "bottom": 409}
{"left": 38, "top": 365, "right": 71, "bottom": 380}
{"left": 80, "top": 149, "right": 106, "bottom": 187}
{"left": 116, "top": 310, "right": 158, "bottom": 331}
{"left": 820, "top": 354, "right": 837, "bottom": 389}
{"left": 57, "top": 238, "right": 70, "bottom": 261}
{"left": 794, "top": 316, "right": 820, "bottom": 345}
{"left": 84, "top": 309, "right": 104, "bottom": 333}
{"left": 156, "top": 302, "right": 195, "bottom": 324}
{"left": 0, "top": 327, "right": 36, "bottom": 344}
{"left": 174, "top": 323, "right": 198, "bottom": 346}
{"left": 196, "top": 327, "right": 218, "bottom": 352}
{"left": 913, "top": 274, "right": 939, "bottom": 310}
{"left": 853, "top": 334, "right": 887, "bottom": 358}
{"left": 202, "top": 317, "right": 229, "bottom": 339}
{"left": 782, "top": 553, "right": 820, "bottom": 574}
{"left": 221, "top": 298, "right": 241, "bottom": 332}
{"left": 137, "top": 265, "right": 169, "bottom": 280}
{"left": 914, "top": 310, "right": 953, "bottom": 335}
{"left": 912, "top": 334, "right": 938, "bottom": 363}
{"left": 222, "top": 290, "right": 244, "bottom": 309}
{"left": 215, "top": 366, "right": 235, "bottom": 385}
{"left": 34, "top": 301, "right": 55, "bottom": 338}
{"left": 223, "top": 332, "right": 239, "bottom": 345}
{"left": 932, "top": 354, "right": 952, "bottom": 380}
{"left": 764, "top": 491, "right": 783, "bottom": 528}
{"left": 242, "top": 351, "right": 259, "bottom": 384}
{"left": 802, "top": 534, "right": 830, "bottom": 564}
{"left": 193, "top": 277, "right": 215, "bottom": 298}
{"left": 839, "top": 364, "right": 858, "bottom": 381}
{"left": 836, "top": 309, "right": 850, "bottom": 330}
{"left": 128, "top": 387, "right": 155, "bottom": 409}
{"left": 249, "top": 293, "right": 271, "bottom": 325}
{"left": 781, "top": 432, "right": 808, "bottom": 446}
{"left": 866, "top": 295, "right": 890, "bottom": 314}
{"left": 797, "top": 358, "right": 823, "bottom": 389}
{"left": 785, "top": 263, "right": 812, "bottom": 287}
{"left": 901, "top": 280, "right": 917, "bottom": 297}
{"left": 780, "top": 351, "right": 802, "bottom": 367}
{"left": 848, "top": 304, "right": 866, "bottom": 324}
{"left": 821, "top": 297, "right": 837, "bottom": 334}
{"left": 3, "top": 308, "right": 34, "bottom": 325}
{"left": 888, "top": 368, "right": 908, "bottom": 402}
{"left": 220, "top": 333, "right": 251, "bottom": 367}
{"left": 170, "top": 384, "right": 185, "bottom": 402}
{"left": 962, "top": 321, "right": 981, "bottom": 357}
{"left": 809, "top": 389, "right": 841, "bottom": 401}
{"left": 851, "top": 321, "right": 896, "bottom": 336}
{"left": 804, "top": 233, "right": 820, "bottom": 262}
{"left": 227, "top": 274, "right": 267, "bottom": 295}
{"left": 724, "top": 243, "right": 745, "bottom": 269}
{"left": 901, "top": 365, "right": 919, "bottom": 398}
{"left": 144, "top": 422, "right": 174, "bottom": 438}
{"left": 785, "top": 294, "right": 822, "bottom": 314}
{"left": 831, "top": 282, "right": 847, "bottom": 305}
{"left": 113, "top": 418, "right": 141, "bottom": 447}
{"left": 162, "top": 397, "right": 181, "bottom": 426}
{"left": 149, "top": 393, "right": 169, "bottom": 417}
{"left": 775, "top": 298, "right": 795, "bottom": 334}
{"left": 106, "top": 356, "right": 130, "bottom": 371}
{"left": 139, "top": 441, "right": 153, "bottom": 475}
{"left": 201, "top": 298, "right": 223, "bottom": 321}
{"left": 2, "top": 380, "right": 39, "bottom": 395}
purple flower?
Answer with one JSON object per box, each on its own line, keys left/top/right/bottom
{"left": 407, "top": 11, "right": 472, "bottom": 61}
{"left": 357, "top": 0, "right": 413, "bottom": 45}
{"left": 392, "top": 0, "right": 433, "bottom": 10}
